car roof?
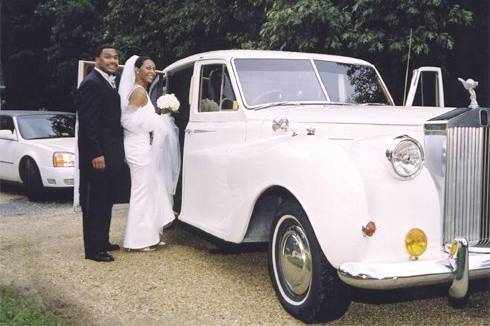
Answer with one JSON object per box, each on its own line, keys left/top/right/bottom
{"left": 163, "top": 49, "right": 374, "bottom": 73}
{"left": 0, "top": 110, "right": 74, "bottom": 117}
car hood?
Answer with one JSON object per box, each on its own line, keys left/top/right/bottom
{"left": 27, "top": 137, "right": 75, "bottom": 153}
{"left": 259, "top": 105, "right": 454, "bottom": 126}
{"left": 252, "top": 105, "right": 456, "bottom": 144}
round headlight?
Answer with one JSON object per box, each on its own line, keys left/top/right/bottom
{"left": 405, "top": 228, "right": 427, "bottom": 259}
{"left": 386, "top": 135, "right": 424, "bottom": 179}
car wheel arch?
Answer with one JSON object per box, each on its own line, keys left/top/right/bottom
{"left": 19, "top": 155, "right": 36, "bottom": 182}
{"left": 243, "top": 186, "right": 302, "bottom": 243}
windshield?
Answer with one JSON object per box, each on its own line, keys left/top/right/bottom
{"left": 234, "top": 59, "right": 327, "bottom": 107}
{"left": 314, "top": 60, "right": 390, "bottom": 105}
{"left": 17, "top": 114, "right": 75, "bottom": 140}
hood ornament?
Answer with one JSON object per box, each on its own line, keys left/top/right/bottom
{"left": 458, "top": 78, "right": 479, "bottom": 109}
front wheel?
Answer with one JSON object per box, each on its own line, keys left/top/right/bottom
{"left": 268, "top": 199, "right": 351, "bottom": 323}
{"left": 21, "top": 158, "right": 45, "bottom": 201}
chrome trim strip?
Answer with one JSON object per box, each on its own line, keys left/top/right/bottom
{"left": 185, "top": 129, "right": 217, "bottom": 134}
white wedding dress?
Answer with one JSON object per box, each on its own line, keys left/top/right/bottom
{"left": 120, "top": 84, "right": 180, "bottom": 249}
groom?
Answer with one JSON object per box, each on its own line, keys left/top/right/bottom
{"left": 76, "top": 44, "right": 125, "bottom": 262}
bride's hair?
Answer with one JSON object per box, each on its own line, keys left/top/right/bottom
{"left": 135, "top": 55, "right": 152, "bottom": 68}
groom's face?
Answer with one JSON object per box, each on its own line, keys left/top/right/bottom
{"left": 95, "top": 48, "right": 119, "bottom": 74}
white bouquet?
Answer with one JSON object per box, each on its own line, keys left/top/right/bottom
{"left": 156, "top": 93, "right": 180, "bottom": 115}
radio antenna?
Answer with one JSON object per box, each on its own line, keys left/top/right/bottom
{"left": 403, "top": 28, "right": 413, "bottom": 106}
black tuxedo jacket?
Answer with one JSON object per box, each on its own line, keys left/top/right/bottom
{"left": 76, "top": 69, "right": 125, "bottom": 172}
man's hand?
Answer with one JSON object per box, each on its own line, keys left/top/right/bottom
{"left": 92, "top": 156, "right": 106, "bottom": 171}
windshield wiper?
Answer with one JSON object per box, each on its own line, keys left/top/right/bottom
{"left": 253, "top": 101, "right": 328, "bottom": 111}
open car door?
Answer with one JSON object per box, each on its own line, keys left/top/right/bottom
{"left": 405, "top": 66, "right": 445, "bottom": 107}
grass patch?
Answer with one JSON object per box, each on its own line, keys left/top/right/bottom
{"left": 0, "top": 287, "right": 70, "bottom": 325}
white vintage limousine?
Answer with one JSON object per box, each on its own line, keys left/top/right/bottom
{"left": 80, "top": 50, "right": 489, "bottom": 322}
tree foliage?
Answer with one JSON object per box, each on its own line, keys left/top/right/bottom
{"left": 36, "top": 0, "right": 109, "bottom": 107}
{"left": 104, "top": 0, "right": 265, "bottom": 66}
{"left": 258, "top": 0, "right": 473, "bottom": 56}
{"left": 2, "top": 0, "right": 50, "bottom": 108}
{"left": 1, "top": 0, "right": 486, "bottom": 109}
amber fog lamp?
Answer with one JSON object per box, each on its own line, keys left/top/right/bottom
{"left": 449, "top": 240, "right": 458, "bottom": 257}
{"left": 405, "top": 228, "right": 427, "bottom": 259}
{"left": 362, "top": 221, "right": 376, "bottom": 237}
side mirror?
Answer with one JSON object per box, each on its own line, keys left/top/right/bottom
{"left": 0, "top": 129, "right": 17, "bottom": 141}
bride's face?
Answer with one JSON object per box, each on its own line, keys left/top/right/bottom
{"left": 136, "top": 60, "right": 157, "bottom": 84}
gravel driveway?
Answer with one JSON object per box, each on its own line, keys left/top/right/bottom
{"left": 0, "top": 183, "right": 488, "bottom": 325}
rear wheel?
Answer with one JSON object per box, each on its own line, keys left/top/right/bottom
{"left": 21, "top": 158, "right": 45, "bottom": 201}
{"left": 268, "top": 199, "right": 351, "bottom": 323}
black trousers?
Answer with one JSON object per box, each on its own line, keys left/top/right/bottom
{"left": 79, "top": 168, "right": 114, "bottom": 256}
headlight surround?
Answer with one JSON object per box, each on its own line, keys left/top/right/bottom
{"left": 386, "top": 135, "right": 424, "bottom": 179}
{"left": 53, "top": 152, "right": 75, "bottom": 167}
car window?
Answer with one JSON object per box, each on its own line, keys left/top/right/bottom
{"left": 198, "top": 64, "right": 237, "bottom": 112}
{"left": 0, "top": 116, "right": 14, "bottom": 131}
{"left": 17, "top": 114, "right": 75, "bottom": 140}
{"left": 314, "top": 60, "right": 390, "bottom": 105}
{"left": 234, "top": 59, "right": 327, "bottom": 107}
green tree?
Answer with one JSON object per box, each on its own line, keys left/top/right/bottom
{"left": 2, "top": 0, "right": 51, "bottom": 109}
{"left": 36, "top": 0, "right": 109, "bottom": 109}
{"left": 258, "top": 0, "right": 472, "bottom": 56}
{"left": 104, "top": 0, "right": 265, "bottom": 66}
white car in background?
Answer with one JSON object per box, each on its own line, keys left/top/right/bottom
{"left": 0, "top": 110, "right": 75, "bottom": 201}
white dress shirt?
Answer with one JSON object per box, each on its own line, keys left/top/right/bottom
{"left": 94, "top": 67, "right": 116, "bottom": 88}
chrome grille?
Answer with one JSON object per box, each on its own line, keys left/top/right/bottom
{"left": 443, "top": 126, "right": 490, "bottom": 245}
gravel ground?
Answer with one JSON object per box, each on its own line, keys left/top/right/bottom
{"left": 0, "top": 183, "right": 489, "bottom": 325}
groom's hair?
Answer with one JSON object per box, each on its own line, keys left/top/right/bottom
{"left": 94, "top": 44, "right": 117, "bottom": 58}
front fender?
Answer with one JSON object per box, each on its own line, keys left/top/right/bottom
{"left": 347, "top": 135, "right": 441, "bottom": 263}
{"left": 225, "top": 134, "right": 370, "bottom": 266}
{"left": 17, "top": 145, "right": 53, "bottom": 185}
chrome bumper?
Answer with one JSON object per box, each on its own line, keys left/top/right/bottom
{"left": 338, "top": 239, "right": 490, "bottom": 298}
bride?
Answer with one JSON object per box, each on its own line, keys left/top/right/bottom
{"left": 118, "top": 55, "right": 180, "bottom": 251}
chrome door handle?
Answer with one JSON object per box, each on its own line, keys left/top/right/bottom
{"left": 185, "top": 129, "right": 216, "bottom": 134}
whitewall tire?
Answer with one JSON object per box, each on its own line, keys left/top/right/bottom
{"left": 268, "top": 199, "right": 351, "bottom": 323}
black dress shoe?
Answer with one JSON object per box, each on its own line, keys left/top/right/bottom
{"left": 105, "top": 243, "right": 120, "bottom": 251}
{"left": 85, "top": 251, "right": 114, "bottom": 262}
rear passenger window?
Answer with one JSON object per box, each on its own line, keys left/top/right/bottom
{"left": 0, "top": 116, "right": 14, "bottom": 131}
{"left": 199, "top": 64, "right": 237, "bottom": 112}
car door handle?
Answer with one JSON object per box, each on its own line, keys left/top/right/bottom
{"left": 185, "top": 129, "right": 217, "bottom": 134}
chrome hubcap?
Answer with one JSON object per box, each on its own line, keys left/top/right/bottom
{"left": 279, "top": 222, "right": 312, "bottom": 297}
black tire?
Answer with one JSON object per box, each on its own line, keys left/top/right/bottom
{"left": 21, "top": 158, "right": 45, "bottom": 201}
{"left": 268, "top": 199, "right": 351, "bottom": 323}
{"left": 448, "top": 293, "right": 469, "bottom": 309}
